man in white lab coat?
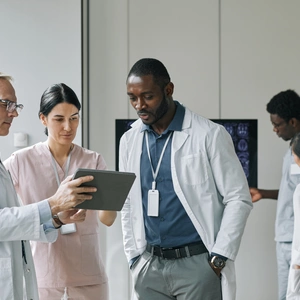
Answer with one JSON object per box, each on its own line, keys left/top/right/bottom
{"left": 0, "top": 73, "right": 96, "bottom": 299}
{"left": 119, "top": 58, "right": 253, "bottom": 300}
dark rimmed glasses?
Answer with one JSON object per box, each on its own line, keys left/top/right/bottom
{"left": 0, "top": 99, "right": 24, "bottom": 114}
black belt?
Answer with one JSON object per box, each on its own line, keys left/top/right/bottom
{"left": 146, "top": 242, "right": 208, "bottom": 260}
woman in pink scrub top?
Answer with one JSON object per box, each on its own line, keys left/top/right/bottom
{"left": 4, "top": 83, "right": 116, "bottom": 300}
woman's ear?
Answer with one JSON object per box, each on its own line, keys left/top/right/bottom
{"left": 39, "top": 114, "right": 47, "bottom": 126}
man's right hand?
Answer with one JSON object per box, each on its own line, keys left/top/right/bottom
{"left": 249, "top": 188, "right": 278, "bottom": 203}
{"left": 48, "top": 175, "right": 97, "bottom": 216}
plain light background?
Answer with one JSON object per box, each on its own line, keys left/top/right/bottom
{"left": 0, "top": 0, "right": 82, "bottom": 160}
{"left": 2, "top": 1, "right": 300, "bottom": 300}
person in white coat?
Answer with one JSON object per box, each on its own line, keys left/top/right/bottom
{"left": 287, "top": 132, "right": 300, "bottom": 299}
{"left": 250, "top": 90, "right": 300, "bottom": 300}
{"left": 119, "top": 58, "right": 253, "bottom": 300}
{"left": 0, "top": 73, "right": 96, "bottom": 300}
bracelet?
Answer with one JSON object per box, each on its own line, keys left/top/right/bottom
{"left": 52, "top": 215, "right": 65, "bottom": 228}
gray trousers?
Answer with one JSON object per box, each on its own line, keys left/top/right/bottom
{"left": 131, "top": 250, "right": 222, "bottom": 300}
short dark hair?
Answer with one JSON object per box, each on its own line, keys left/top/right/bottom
{"left": 266, "top": 90, "right": 300, "bottom": 122}
{"left": 39, "top": 83, "right": 81, "bottom": 136}
{"left": 127, "top": 58, "right": 171, "bottom": 90}
{"left": 291, "top": 132, "right": 300, "bottom": 158}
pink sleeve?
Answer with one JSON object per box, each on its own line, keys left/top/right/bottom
{"left": 96, "top": 154, "right": 107, "bottom": 171}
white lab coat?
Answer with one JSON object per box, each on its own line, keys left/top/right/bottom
{"left": 287, "top": 184, "right": 300, "bottom": 299}
{"left": 0, "top": 162, "right": 57, "bottom": 300}
{"left": 120, "top": 107, "right": 253, "bottom": 300}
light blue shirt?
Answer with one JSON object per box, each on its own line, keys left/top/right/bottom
{"left": 37, "top": 200, "right": 56, "bottom": 232}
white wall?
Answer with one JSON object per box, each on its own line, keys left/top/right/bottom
{"left": 127, "top": 0, "right": 219, "bottom": 119}
{"left": 88, "top": 1, "right": 300, "bottom": 300}
{"left": 0, "top": 0, "right": 82, "bottom": 160}
{"left": 88, "top": 0, "right": 130, "bottom": 298}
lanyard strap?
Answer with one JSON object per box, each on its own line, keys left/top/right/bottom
{"left": 145, "top": 131, "right": 173, "bottom": 190}
{"left": 51, "top": 151, "right": 71, "bottom": 187}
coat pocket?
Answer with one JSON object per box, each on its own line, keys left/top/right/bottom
{"left": 181, "top": 152, "right": 209, "bottom": 185}
{"left": 0, "top": 257, "right": 14, "bottom": 299}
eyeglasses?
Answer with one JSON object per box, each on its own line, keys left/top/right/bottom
{"left": 0, "top": 99, "right": 24, "bottom": 114}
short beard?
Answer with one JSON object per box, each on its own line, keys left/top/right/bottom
{"left": 148, "top": 94, "right": 169, "bottom": 126}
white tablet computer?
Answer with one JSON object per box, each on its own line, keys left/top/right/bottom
{"left": 73, "top": 168, "right": 136, "bottom": 211}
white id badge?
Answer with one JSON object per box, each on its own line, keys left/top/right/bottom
{"left": 60, "top": 223, "right": 77, "bottom": 235}
{"left": 148, "top": 189, "right": 159, "bottom": 217}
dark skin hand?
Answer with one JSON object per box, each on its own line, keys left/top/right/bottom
{"left": 249, "top": 187, "right": 278, "bottom": 203}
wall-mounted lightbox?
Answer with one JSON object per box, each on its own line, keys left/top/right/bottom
{"left": 115, "top": 119, "right": 257, "bottom": 187}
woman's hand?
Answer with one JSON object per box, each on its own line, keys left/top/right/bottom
{"left": 58, "top": 209, "right": 87, "bottom": 224}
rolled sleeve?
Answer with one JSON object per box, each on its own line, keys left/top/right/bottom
{"left": 37, "top": 200, "right": 52, "bottom": 224}
{"left": 37, "top": 200, "right": 56, "bottom": 232}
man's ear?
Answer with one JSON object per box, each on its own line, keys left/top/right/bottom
{"left": 290, "top": 118, "right": 300, "bottom": 128}
{"left": 165, "top": 82, "right": 174, "bottom": 97}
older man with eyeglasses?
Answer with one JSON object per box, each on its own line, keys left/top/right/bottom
{"left": 0, "top": 73, "right": 97, "bottom": 299}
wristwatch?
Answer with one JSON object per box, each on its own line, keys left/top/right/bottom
{"left": 210, "top": 255, "right": 226, "bottom": 270}
{"left": 52, "top": 215, "right": 65, "bottom": 228}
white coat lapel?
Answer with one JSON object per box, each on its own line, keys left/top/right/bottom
{"left": 172, "top": 107, "right": 191, "bottom": 152}
{"left": 127, "top": 121, "right": 143, "bottom": 171}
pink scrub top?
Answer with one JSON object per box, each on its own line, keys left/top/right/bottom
{"left": 4, "top": 142, "right": 108, "bottom": 288}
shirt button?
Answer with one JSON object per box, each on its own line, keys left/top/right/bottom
{"left": 27, "top": 269, "right": 30, "bottom": 272}
{"left": 160, "top": 217, "right": 165, "bottom": 221}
